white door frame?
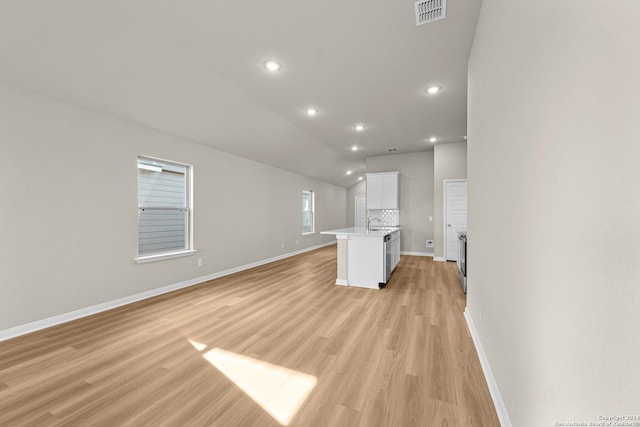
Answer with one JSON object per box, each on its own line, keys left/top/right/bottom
{"left": 443, "top": 179, "right": 467, "bottom": 262}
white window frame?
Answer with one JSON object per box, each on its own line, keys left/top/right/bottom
{"left": 135, "top": 155, "right": 196, "bottom": 263}
{"left": 302, "top": 189, "right": 315, "bottom": 235}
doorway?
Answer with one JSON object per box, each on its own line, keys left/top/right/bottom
{"left": 443, "top": 180, "right": 467, "bottom": 261}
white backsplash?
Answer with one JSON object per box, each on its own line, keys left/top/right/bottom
{"left": 368, "top": 209, "right": 399, "bottom": 227}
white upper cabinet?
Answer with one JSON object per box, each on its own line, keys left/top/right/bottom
{"left": 366, "top": 174, "right": 383, "bottom": 209}
{"left": 366, "top": 172, "right": 399, "bottom": 210}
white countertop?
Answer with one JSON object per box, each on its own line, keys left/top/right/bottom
{"left": 321, "top": 226, "right": 400, "bottom": 237}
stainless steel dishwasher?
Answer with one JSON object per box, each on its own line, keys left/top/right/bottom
{"left": 384, "top": 234, "right": 392, "bottom": 283}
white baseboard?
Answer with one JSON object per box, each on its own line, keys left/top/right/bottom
{"left": 433, "top": 256, "right": 446, "bottom": 262}
{"left": 0, "top": 241, "right": 336, "bottom": 343}
{"left": 335, "top": 279, "right": 349, "bottom": 286}
{"left": 400, "top": 251, "right": 434, "bottom": 257}
{"left": 464, "top": 308, "right": 512, "bottom": 427}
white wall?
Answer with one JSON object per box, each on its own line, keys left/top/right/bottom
{"left": 0, "top": 83, "right": 346, "bottom": 332}
{"left": 433, "top": 141, "right": 467, "bottom": 259}
{"left": 366, "top": 152, "right": 434, "bottom": 254}
{"left": 468, "top": 1, "right": 640, "bottom": 425}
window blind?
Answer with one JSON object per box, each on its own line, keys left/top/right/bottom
{"left": 138, "top": 158, "right": 189, "bottom": 256}
{"left": 302, "top": 190, "right": 314, "bottom": 233}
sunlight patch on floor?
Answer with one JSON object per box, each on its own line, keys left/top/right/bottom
{"left": 188, "top": 339, "right": 207, "bottom": 351}
{"left": 201, "top": 347, "right": 317, "bottom": 425}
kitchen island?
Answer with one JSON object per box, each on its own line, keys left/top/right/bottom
{"left": 321, "top": 227, "right": 400, "bottom": 289}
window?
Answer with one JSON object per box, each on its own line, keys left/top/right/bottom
{"left": 136, "top": 156, "right": 193, "bottom": 262}
{"left": 302, "top": 190, "right": 314, "bottom": 234}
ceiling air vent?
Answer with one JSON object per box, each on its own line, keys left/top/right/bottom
{"left": 386, "top": 148, "right": 399, "bottom": 153}
{"left": 415, "top": 0, "right": 447, "bottom": 26}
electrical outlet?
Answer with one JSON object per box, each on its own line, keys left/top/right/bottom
{"left": 281, "top": 242, "right": 285, "bottom": 249}
{"left": 197, "top": 258, "right": 203, "bottom": 267}
{"left": 296, "top": 239, "right": 299, "bottom": 245}
{"left": 426, "top": 240, "right": 434, "bottom": 248}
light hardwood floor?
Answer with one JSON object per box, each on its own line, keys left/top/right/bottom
{"left": 0, "top": 245, "right": 499, "bottom": 426}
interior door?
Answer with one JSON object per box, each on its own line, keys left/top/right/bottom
{"left": 355, "top": 195, "right": 366, "bottom": 227}
{"left": 445, "top": 181, "right": 468, "bottom": 261}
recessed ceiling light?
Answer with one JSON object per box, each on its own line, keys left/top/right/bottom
{"left": 429, "top": 137, "right": 437, "bottom": 143}
{"left": 264, "top": 60, "right": 281, "bottom": 72}
{"left": 347, "top": 170, "right": 352, "bottom": 175}
{"left": 351, "top": 145, "right": 358, "bottom": 151}
{"left": 358, "top": 176, "right": 364, "bottom": 181}
{"left": 355, "top": 124, "right": 365, "bottom": 132}
{"left": 426, "top": 85, "right": 441, "bottom": 94}
{"left": 306, "top": 107, "right": 317, "bottom": 116}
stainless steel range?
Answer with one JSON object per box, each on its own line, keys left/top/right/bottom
{"left": 457, "top": 231, "right": 467, "bottom": 293}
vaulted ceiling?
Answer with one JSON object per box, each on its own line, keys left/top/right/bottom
{"left": 0, "top": 0, "right": 482, "bottom": 187}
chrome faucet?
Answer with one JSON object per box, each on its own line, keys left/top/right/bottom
{"left": 367, "top": 217, "right": 381, "bottom": 231}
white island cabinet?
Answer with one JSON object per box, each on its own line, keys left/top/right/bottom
{"left": 321, "top": 227, "right": 400, "bottom": 289}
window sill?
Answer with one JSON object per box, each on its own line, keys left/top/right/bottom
{"left": 135, "top": 249, "right": 197, "bottom": 264}
{"left": 301, "top": 232, "right": 316, "bottom": 236}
